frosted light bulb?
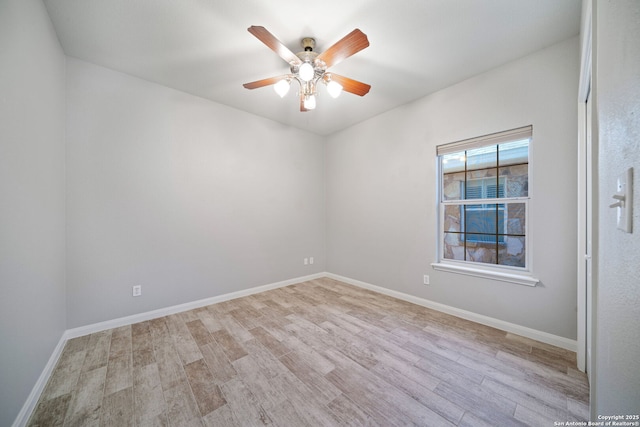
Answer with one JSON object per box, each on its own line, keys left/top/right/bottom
{"left": 303, "top": 94, "right": 316, "bottom": 110}
{"left": 327, "top": 80, "right": 343, "bottom": 98}
{"left": 299, "top": 62, "right": 314, "bottom": 82}
{"left": 274, "top": 79, "right": 290, "bottom": 97}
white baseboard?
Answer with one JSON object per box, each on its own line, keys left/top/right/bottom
{"left": 12, "top": 335, "right": 67, "bottom": 427}
{"left": 65, "top": 272, "right": 326, "bottom": 339}
{"left": 325, "top": 272, "right": 577, "bottom": 352}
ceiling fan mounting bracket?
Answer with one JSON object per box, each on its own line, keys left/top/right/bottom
{"left": 301, "top": 37, "right": 315, "bottom": 51}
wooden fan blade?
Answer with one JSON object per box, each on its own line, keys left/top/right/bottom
{"left": 243, "top": 75, "right": 288, "bottom": 90}
{"left": 317, "top": 29, "right": 369, "bottom": 68}
{"left": 328, "top": 73, "right": 371, "bottom": 96}
{"left": 248, "top": 26, "right": 301, "bottom": 65}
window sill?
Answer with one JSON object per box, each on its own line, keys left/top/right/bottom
{"left": 431, "top": 262, "right": 539, "bottom": 287}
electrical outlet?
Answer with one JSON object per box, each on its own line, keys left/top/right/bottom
{"left": 132, "top": 285, "right": 142, "bottom": 297}
{"left": 304, "top": 258, "right": 308, "bottom": 265}
{"left": 423, "top": 275, "right": 430, "bottom": 285}
{"left": 309, "top": 256, "right": 314, "bottom": 265}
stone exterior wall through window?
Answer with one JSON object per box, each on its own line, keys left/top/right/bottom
{"left": 442, "top": 164, "right": 528, "bottom": 267}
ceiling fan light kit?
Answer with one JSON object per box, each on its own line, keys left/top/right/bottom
{"left": 243, "top": 26, "right": 371, "bottom": 112}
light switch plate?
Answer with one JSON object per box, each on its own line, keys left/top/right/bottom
{"left": 616, "top": 168, "right": 633, "bottom": 233}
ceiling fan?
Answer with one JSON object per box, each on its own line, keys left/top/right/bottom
{"left": 243, "top": 26, "right": 371, "bottom": 112}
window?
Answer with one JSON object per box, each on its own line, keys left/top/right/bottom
{"left": 434, "top": 126, "right": 536, "bottom": 285}
{"left": 464, "top": 177, "right": 506, "bottom": 244}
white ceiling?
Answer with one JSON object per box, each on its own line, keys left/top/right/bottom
{"left": 43, "top": 0, "right": 581, "bottom": 136}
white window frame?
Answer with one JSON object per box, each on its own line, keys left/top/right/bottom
{"left": 431, "top": 126, "right": 539, "bottom": 287}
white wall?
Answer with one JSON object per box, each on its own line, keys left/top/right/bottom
{"left": 326, "top": 37, "right": 580, "bottom": 339}
{"left": 593, "top": 0, "right": 640, "bottom": 415}
{"left": 65, "top": 58, "right": 326, "bottom": 328}
{"left": 0, "top": 0, "right": 67, "bottom": 425}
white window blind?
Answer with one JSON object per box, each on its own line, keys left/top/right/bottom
{"left": 437, "top": 125, "right": 532, "bottom": 156}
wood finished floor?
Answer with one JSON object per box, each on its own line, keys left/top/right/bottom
{"left": 28, "top": 278, "right": 589, "bottom": 426}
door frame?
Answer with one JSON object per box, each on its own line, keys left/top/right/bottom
{"left": 576, "top": 0, "right": 593, "bottom": 374}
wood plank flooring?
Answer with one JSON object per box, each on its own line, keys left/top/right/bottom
{"left": 28, "top": 278, "right": 589, "bottom": 426}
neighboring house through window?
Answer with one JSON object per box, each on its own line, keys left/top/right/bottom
{"left": 433, "top": 126, "right": 537, "bottom": 286}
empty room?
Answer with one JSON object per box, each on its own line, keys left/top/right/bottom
{"left": 1, "top": 0, "right": 639, "bottom": 425}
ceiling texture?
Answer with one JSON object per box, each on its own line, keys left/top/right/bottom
{"left": 43, "top": 0, "right": 581, "bottom": 136}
